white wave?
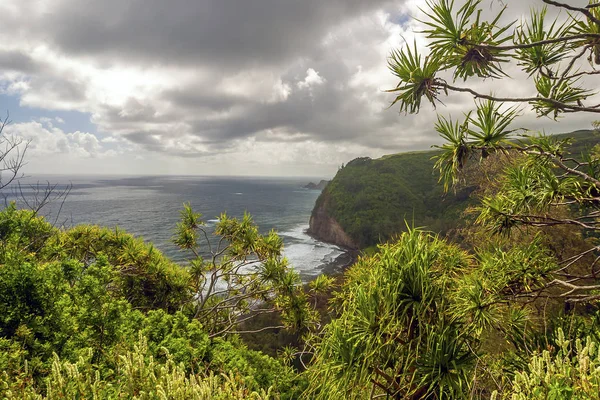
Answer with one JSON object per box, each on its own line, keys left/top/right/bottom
{"left": 279, "top": 224, "right": 316, "bottom": 241}
{"left": 279, "top": 224, "right": 344, "bottom": 274}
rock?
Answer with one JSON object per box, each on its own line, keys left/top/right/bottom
{"left": 308, "top": 194, "right": 357, "bottom": 250}
{"left": 304, "top": 180, "right": 329, "bottom": 190}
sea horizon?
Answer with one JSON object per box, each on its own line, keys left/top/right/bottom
{"left": 17, "top": 172, "right": 331, "bottom": 181}
{"left": 6, "top": 174, "right": 344, "bottom": 280}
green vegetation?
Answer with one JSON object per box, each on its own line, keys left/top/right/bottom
{"left": 306, "top": 229, "right": 478, "bottom": 399}
{"left": 0, "top": 204, "right": 307, "bottom": 399}
{"left": 6, "top": 0, "right": 600, "bottom": 399}
{"left": 313, "top": 150, "right": 470, "bottom": 248}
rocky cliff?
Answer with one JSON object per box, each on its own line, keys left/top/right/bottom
{"left": 308, "top": 192, "right": 358, "bottom": 249}
{"left": 307, "top": 151, "right": 470, "bottom": 249}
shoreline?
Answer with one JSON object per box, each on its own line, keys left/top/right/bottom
{"left": 302, "top": 226, "right": 360, "bottom": 277}
{"left": 319, "top": 248, "right": 359, "bottom": 276}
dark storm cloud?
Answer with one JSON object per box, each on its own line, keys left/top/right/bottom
{"left": 186, "top": 82, "right": 378, "bottom": 144}
{"left": 164, "top": 89, "right": 250, "bottom": 112}
{"left": 37, "top": 0, "right": 394, "bottom": 67}
{"left": 161, "top": 58, "right": 392, "bottom": 147}
{"left": 123, "top": 131, "right": 165, "bottom": 150}
{"left": 2, "top": 0, "right": 440, "bottom": 160}
{"left": 0, "top": 50, "right": 40, "bottom": 74}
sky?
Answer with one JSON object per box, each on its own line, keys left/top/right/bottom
{"left": 0, "top": 0, "right": 598, "bottom": 177}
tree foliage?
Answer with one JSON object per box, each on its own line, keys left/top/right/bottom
{"left": 173, "top": 203, "right": 316, "bottom": 337}
{"left": 305, "top": 227, "right": 583, "bottom": 398}
{"left": 306, "top": 230, "right": 477, "bottom": 399}
{"left": 388, "top": 0, "right": 600, "bottom": 303}
{"left": 0, "top": 204, "right": 307, "bottom": 398}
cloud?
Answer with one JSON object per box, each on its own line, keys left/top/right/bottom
{"left": 297, "top": 69, "right": 326, "bottom": 89}
{"left": 0, "top": 0, "right": 596, "bottom": 176}
{"left": 0, "top": 50, "right": 41, "bottom": 74}
{"left": 19, "top": 0, "right": 394, "bottom": 68}
{"left": 6, "top": 121, "right": 112, "bottom": 158}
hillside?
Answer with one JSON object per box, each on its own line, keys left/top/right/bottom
{"left": 309, "top": 130, "right": 599, "bottom": 249}
{"left": 308, "top": 151, "right": 470, "bottom": 248}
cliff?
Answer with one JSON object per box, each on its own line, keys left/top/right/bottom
{"left": 308, "top": 130, "right": 599, "bottom": 249}
{"left": 308, "top": 151, "right": 471, "bottom": 249}
{"left": 308, "top": 193, "right": 358, "bottom": 249}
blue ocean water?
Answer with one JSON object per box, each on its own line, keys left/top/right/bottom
{"left": 10, "top": 175, "right": 343, "bottom": 279}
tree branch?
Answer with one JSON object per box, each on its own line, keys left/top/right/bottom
{"left": 542, "top": 0, "right": 600, "bottom": 25}
{"left": 436, "top": 81, "right": 600, "bottom": 114}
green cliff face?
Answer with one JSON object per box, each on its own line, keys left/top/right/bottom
{"left": 308, "top": 151, "right": 471, "bottom": 248}
{"left": 309, "top": 130, "right": 599, "bottom": 249}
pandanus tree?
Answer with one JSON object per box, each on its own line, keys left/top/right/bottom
{"left": 305, "top": 228, "right": 561, "bottom": 399}
{"left": 387, "top": 0, "right": 600, "bottom": 304}
{"left": 307, "top": 1, "right": 600, "bottom": 399}
{"left": 306, "top": 230, "right": 477, "bottom": 399}
{"left": 173, "top": 203, "right": 317, "bottom": 337}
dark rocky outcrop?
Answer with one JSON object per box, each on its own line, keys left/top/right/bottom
{"left": 304, "top": 180, "right": 329, "bottom": 190}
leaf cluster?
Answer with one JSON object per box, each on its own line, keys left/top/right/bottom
{"left": 388, "top": 0, "right": 600, "bottom": 117}
{"left": 305, "top": 228, "right": 557, "bottom": 398}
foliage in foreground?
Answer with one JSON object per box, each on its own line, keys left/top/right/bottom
{"left": 0, "top": 204, "right": 306, "bottom": 399}
{"left": 306, "top": 229, "right": 477, "bottom": 398}
{"left": 305, "top": 226, "right": 600, "bottom": 399}
{"left": 495, "top": 328, "right": 600, "bottom": 400}
{"left": 306, "top": 227, "right": 567, "bottom": 399}
{"left": 1, "top": 335, "right": 273, "bottom": 400}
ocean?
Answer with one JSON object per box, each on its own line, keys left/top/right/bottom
{"left": 8, "top": 175, "right": 344, "bottom": 280}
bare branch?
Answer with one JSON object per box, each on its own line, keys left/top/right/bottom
{"left": 437, "top": 81, "right": 600, "bottom": 114}
{"left": 542, "top": 0, "right": 600, "bottom": 25}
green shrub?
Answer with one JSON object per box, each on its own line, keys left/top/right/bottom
{"left": 0, "top": 335, "right": 274, "bottom": 400}
{"left": 494, "top": 328, "right": 600, "bottom": 400}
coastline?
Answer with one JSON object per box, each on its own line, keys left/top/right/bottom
{"left": 304, "top": 225, "right": 360, "bottom": 277}
{"left": 320, "top": 249, "right": 359, "bottom": 276}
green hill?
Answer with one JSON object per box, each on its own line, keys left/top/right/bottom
{"left": 309, "top": 130, "right": 599, "bottom": 249}
{"left": 309, "top": 151, "right": 469, "bottom": 248}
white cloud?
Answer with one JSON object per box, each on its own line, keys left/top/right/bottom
{"left": 297, "top": 68, "right": 326, "bottom": 89}
{"left": 100, "top": 136, "right": 120, "bottom": 143}
{"left": 6, "top": 122, "right": 111, "bottom": 158}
